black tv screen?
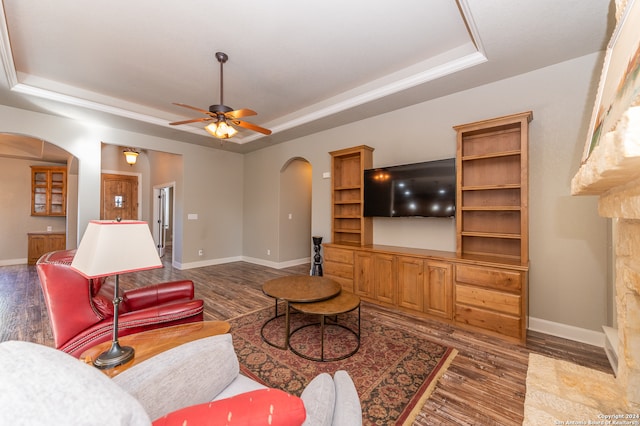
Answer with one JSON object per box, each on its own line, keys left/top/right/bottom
{"left": 364, "top": 158, "right": 456, "bottom": 218}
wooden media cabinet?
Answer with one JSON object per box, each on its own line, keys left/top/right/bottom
{"left": 323, "top": 243, "right": 528, "bottom": 343}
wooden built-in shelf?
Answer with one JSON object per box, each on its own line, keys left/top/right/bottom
{"left": 461, "top": 206, "right": 521, "bottom": 211}
{"left": 462, "top": 184, "right": 521, "bottom": 191}
{"left": 461, "top": 231, "right": 522, "bottom": 238}
{"left": 455, "top": 111, "right": 532, "bottom": 262}
{"left": 324, "top": 116, "right": 532, "bottom": 345}
{"left": 461, "top": 150, "right": 521, "bottom": 161}
{"left": 330, "top": 146, "right": 374, "bottom": 246}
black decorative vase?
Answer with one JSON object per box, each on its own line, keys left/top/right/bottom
{"left": 310, "top": 236, "right": 323, "bottom": 276}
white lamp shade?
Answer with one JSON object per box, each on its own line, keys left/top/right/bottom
{"left": 71, "top": 220, "right": 162, "bottom": 278}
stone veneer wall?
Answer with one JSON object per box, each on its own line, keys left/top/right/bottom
{"left": 573, "top": 107, "right": 640, "bottom": 410}
{"left": 612, "top": 219, "right": 640, "bottom": 408}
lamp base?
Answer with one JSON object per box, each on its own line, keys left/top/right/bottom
{"left": 93, "top": 342, "right": 135, "bottom": 370}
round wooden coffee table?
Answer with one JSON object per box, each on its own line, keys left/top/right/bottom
{"left": 289, "top": 292, "right": 361, "bottom": 362}
{"left": 261, "top": 275, "right": 341, "bottom": 350}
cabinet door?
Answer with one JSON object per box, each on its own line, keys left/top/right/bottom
{"left": 32, "top": 171, "right": 49, "bottom": 215}
{"left": 424, "top": 260, "right": 453, "bottom": 319}
{"left": 46, "top": 234, "right": 66, "bottom": 252}
{"left": 373, "top": 254, "right": 395, "bottom": 305}
{"left": 397, "top": 256, "right": 424, "bottom": 311}
{"left": 49, "top": 170, "right": 66, "bottom": 215}
{"left": 27, "top": 235, "right": 47, "bottom": 265}
{"left": 354, "top": 252, "right": 374, "bottom": 298}
{"left": 31, "top": 167, "right": 67, "bottom": 216}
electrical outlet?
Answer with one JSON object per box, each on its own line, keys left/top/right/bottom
{"left": 198, "top": 249, "right": 203, "bottom": 256}
{"left": 267, "top": 249, "right": 271, "bottom": 256}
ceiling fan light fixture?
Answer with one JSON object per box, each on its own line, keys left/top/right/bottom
{"left": 169, "top": 51, "right": 271, "bottom": 140}
{"left": 205, "top": 120, "right": 238, "bottom": 139}
{"left": 123, "top": 149, "right": 139, "bottom": 165}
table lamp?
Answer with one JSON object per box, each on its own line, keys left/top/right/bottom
{"left": 71, "top": 219, "right": 162, "bottom": 369}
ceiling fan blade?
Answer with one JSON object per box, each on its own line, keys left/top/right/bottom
{"left": 172, "top": 103, "right": 214, "bottom": 116}
{"left": 225, "top": 108, "right": 257, "bottom": 119}
{"left": 169, "top": 117, "right": 212, "bottom": 126}
{"left": 232, "top": 120, "right": 272, "bottom": 135}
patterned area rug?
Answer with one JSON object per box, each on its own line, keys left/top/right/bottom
{"left": 228, "top": 304, "right": 457, "bottom": 425}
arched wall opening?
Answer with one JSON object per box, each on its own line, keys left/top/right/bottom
{"left": 278, "top": 157, "right": 312, "bottom": 265}
{"left": 0, "top": 133, "right": 78, "bottom": 264}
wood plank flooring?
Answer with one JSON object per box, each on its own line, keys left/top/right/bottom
{"left": 0, "top": 252, "right": 612, "bottom": 425}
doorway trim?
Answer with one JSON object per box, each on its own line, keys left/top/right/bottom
{"left": 153, "top": 181, "right": 176, "bottom": 264}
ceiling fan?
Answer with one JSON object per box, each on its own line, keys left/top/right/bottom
{"left": 169, "top": 52, "right": 272, "bottom": 139}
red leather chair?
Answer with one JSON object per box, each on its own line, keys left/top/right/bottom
{"left": 36, "top": 249, "right": 204, "bottom": 358}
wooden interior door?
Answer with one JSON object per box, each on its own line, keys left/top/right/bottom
{"left": 101, "top": 174, "right": 139, "bottom": 220}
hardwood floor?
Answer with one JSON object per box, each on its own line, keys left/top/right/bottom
{"left": 0, "top": 252, "right": 612, "bottom": 425}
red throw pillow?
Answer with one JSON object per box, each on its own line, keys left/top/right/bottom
{"left": 152, "top": 388, "right": 306, "bottom": 426}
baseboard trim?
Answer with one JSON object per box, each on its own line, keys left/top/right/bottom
{"left": 241, "top": 256, "right": 310, "bottom": 270}
{"left": 528, "top": 316, "right": 605, "bottom": 348}
{"left": 175, "top": 256, "right": 243, "bottom": 270}
{"left": 0, "top": 258, "right": 27, "bottom": 266}
{"left": 175, "top": 256, "right": 310, "bottom": 271}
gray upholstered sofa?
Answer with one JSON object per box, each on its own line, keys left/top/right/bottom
{"left": 0, "top": 334, "right": 362, "bottom": 425}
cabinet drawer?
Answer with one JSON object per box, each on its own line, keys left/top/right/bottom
{"left": 455, "top": 264, "right": 521, "bottom": 292}
{"left": 455, "top": 304, "right": 522, "bottom": 339}
{"left": 324, "top": 247, "right": 354, "bottom": 264}
{"left": 326, "top": 275, "right": 354, "bottom": 293}
{"left": 455, "top": 284, "right": 520, "bottom": 315}
{"left": 324, "top": 260, "right": 353, "bottom": 280}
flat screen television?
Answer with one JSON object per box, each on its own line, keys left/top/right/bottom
{"left": 364, "top": 158, "right": 456, "bottom": 218}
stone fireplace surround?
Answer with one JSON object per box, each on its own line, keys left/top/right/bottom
{"left": 523, "top": 107, "right": 639, "bottom": 424}
{"left": 572, "top": 106, "right": 640, "bottom": 412}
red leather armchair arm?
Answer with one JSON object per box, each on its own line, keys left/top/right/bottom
{"left": 123, "top": 280, "right": 195, "bottom": 311}
{"left": 62, "top": 299, "right": 205, "bottom": 357}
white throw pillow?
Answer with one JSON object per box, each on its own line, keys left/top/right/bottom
{"left": 0, "top": 340, "right": 151, "bottom": 425}
{"left": 300, "top": 372, "right": 336, "bottom": 426}
{"left": 113, "top": 333, "right": 240, "bottom": 421}
{"left": 332, "top": 370, "right": 362, "bottom": 426}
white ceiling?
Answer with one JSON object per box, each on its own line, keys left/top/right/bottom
{"left": 0, "top": 0, "right": 615, "bottom": 157}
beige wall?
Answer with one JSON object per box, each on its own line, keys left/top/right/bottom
{"left": 100, "top": 141, "right": 244, "bottom": 266}
{"left": 0, "top": 157, "right": 67, "bottom": 263}
{"left": 0, "top": 105, "right": 245, "bottom": 268}
{"left": 243, "top": 52, "right": 609, "bottom": 334}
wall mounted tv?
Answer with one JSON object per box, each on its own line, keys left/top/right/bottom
{"left": 364, "top": 158, "right": 456, "bottom": 218}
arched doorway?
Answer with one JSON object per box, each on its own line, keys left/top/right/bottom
{"left": 0, "top": 133, "right": 78, "bottom": 264}
{"left": 278, "top": 158, "right": 312, "bottom": 264}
